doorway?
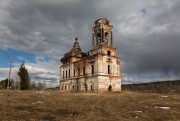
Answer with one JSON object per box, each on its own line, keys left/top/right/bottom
{"left": 108, "top": 85, "right": 112, "bottom": 92}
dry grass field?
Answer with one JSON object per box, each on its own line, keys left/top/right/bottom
{"left": 0, "top": 90, "right": 180, "bottom": 121}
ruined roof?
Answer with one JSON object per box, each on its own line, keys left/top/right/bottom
{"left": 95, "top": 18, "right": 110, "bottom": 25}
{"left": 61, "top": 38, "right": 86, "bottom": 61}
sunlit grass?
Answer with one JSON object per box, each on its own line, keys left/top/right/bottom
{"left": 0, "top": 90, "right": 179, "bottom": 121}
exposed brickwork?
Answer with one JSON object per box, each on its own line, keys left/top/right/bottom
{"left": 60, "top": 18, "right": 121, "bottom": 92}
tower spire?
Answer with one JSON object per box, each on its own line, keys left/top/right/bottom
{"left": 71, "top": 37, "right": 81, "bottom": 51}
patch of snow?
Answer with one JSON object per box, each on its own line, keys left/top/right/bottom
{"left": 133, "top": 111, "right": 142, "bottom": 113}
{"left": 155, "top": 106, "right": 170, "bottom": 109}
{"left": 32, "top": 101, "right": 43, "bottom": 105}
{"left": 134, "top": 116, "right": 139, "bottom": 119}
{"left": 35, "top": 91, "right": 44, "bottom": 93}
{"left": 161, "top": 96, "right": 169, "bottom": 98}
{"left": 36, "top": 101, "right": 43, "bottom": 104}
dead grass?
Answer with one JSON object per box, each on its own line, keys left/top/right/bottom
{"left": 0, "top": 90, "right": 179, "bottom": 121}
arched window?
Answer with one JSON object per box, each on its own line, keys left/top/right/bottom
{"left": 91, "top": 85, "right": 93, "bottom": 91}
{"left": 83, "top": 67, "right": 85, "bottom": 75}
{"left": 69, "top": 69, "right": 70, "bottom": 77}
{"left": 108, "top": 85, "right": 112, "bottom": 92}
{"left": 72, "top": 85, "right": 74, "bottom": 91}
{"left": 78, "top": 68, "right": 80, "bottom": 76}
{"left": 77, "top": 85, "right": 79, "bottom": 91}
{"left": 108, "top": 65, "right": 110, "bottom": 74}
{"left": 66, "top": 70, "right": 67, "bottom": 78}
{"left": 91, "top": 65, "right": 94, "bottom": 74}
{"left": 97, "top": 33, "right": 101, "bottom": 45}
{"left": 105, "top": 32, "right": 108, "bottom": 45}
{"left": 63, "top": 71, "right": 64, "bottom": 78}
{"left": 107, "top": 51, "right": 111, "bottom": 56}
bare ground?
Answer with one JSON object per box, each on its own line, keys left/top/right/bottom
{"left": 0, "top": 90, "right": 179, "bottom": 121}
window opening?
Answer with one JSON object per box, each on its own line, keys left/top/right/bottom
{"left": 78, "top": 68, "right": 80, "bottom": 76}
{"left": 108, "top": 65, "right": 110, "bottom": 74}
{"left": 107, "top": 51, "right": 111, "bottom": 56}
{"left": 83, "top": 67, "right": 85, "bottom": 75}
{"left": 105, "top": 32, "right": 108, "bottom": 45}
{"left": 72, "top": 85, "right": 74, "bottom": 91}
{"left": 108, "top": 85, "right": 112, "bottom": 92}
{"left": 76, "top": 85, "right": 78, "bottom": 91}
{"left": 66, "top": 70, "right": 67, "bottom": 78}
{"left": 91, "top": 65, "right": 94, "bottom": 74}
{"left": 91, "top": 85, "right": 93, "bottom": 91}
{"left": 63, "top": 71, "right": 64, "bottom": 78}
{"left": 69, "top": 69, "right": 70, "bottom": 77}
{"left": 97, "top": 33, "right": 101, "bottom": 45}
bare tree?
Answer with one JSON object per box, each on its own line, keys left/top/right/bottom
{"left": 37, "top": 81, "right": 47, "bottom": 90}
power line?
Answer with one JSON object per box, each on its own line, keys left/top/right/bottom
{"left": 0, "top": 40, "right": 12, "bottom": 62}
{"left": 0, "top": 40, "right": 12, "bottom": 90}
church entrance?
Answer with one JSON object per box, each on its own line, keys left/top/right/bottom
{"left": 108, "top": 85, "right": 112, "bottom": 92}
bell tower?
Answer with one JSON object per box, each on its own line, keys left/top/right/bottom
{"left": 92, "top": 18, "right": 113, "bottom": 48}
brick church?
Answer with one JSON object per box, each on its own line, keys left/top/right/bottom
{"left": 60, "top": 18, "right": 121, "bottom": 92}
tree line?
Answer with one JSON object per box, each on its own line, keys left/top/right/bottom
{"left": 0, "top": 63, "right": 46, "bottom": 90}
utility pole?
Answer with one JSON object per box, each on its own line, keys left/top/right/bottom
{"left": 0, "top": 40, "right": 12, "bottom": 90}
{"left": 15, "top": 72, "right": 18, "bottom": 90}
{"left": 7, "top": 60, "right": 12, "bottom": 90}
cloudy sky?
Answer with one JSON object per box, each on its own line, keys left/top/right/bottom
{"left": 0, "top": 0, "right": 180, "bottom": 86}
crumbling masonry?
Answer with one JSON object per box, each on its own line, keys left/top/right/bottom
{"left": 60, "top": 18, "right": 121, "bottom": 92}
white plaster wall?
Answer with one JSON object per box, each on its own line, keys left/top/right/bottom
{"left": 98, "top": 76, "right": 121, "bottom": 91}
{"left": 60, "top": 52, "right": 121, "bottom": 92}
{"left": 86, "top": 77, "right": 98, "bottom": 91}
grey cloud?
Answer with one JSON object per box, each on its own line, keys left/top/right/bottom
{"left": 34, "top": 76, "right": 57, "bottom": 81}
{"left": 117, "top": 32, "right": 180, "bottom": 82}
{"left": 1, "top": 0, "right": 133, "bottom": 53}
